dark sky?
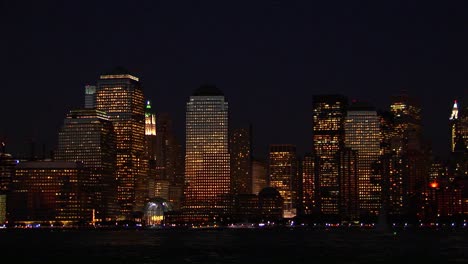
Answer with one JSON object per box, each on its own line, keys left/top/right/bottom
{"left": 2, "top": 0, "right": 467, "bottom": 160}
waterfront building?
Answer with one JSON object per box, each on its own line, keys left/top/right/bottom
{"left": 95, "top": 67, "right": 147, "bottom": 218}
{"left": 230, "top": 126, "right": 252, "bottom": 195}
{"left": 312, "top": 94, "right": 348, "bottom": 216}
{"left": 183, "top": 85, "right": 230, "bottom": 222}
{"left": 55, "top": 108, "right": 117, "bottom": 221}
{"left": 344, "top": 101, "right": 382, "bottom": 218}
{"left": 268, "top": 144, "right": 298, "bottom": 218}
{"left": 8, "top": 161, "right": 92, "bottom": 225}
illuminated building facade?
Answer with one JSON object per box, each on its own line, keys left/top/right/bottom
{"left": 344, "top": 102, "right": 382, "bottom": 217}
{"left": 0, "top": 151, "right": 16, "bottom": 193}
{"left": 0, "top": 194, "right": 5, "bottom": 224}
{"left": 8, "top": 161, "right": 92, "bottom": 225}
{"left": 230, "top": 126, "right": 252, "bottom": 195}
{"left": 145, "top": 100, "right": 157, "bottom": 161}
{"left": 252, "top": 158, "right": 268, "bottom": 195}
{"left": 337, "top": 148, "right": 359, "bottom": 221}
{"left": 268, "top": 144, "right": 298, "bottom": 218}
{"left": 449, "top": 100, "right": 460, "bottom": 152}
{"left": 95, "top": 67, "right": 147, "bottom": 218}
{"left": 302, "top": 153, "right": 316, "bottom": 215}
{"left": 55, "top": 109, "right": 117, "bottom": 221}
{"left": 183, "top": 85, "right": 230, "bottom": 220}
{"left": 84, "top": 85, "right": 96, "bottom": 109}
{"left": 312, "top": 94, "right": 348, "bottom": 215}
{"left": 387, "top": 91, "right": 428, "bottom": 219}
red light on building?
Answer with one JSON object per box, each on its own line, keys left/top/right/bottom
{"left": 429, "top": 182, "right": 439, "bottom": 189}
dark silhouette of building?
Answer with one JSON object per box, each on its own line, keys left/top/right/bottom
{"left": 230, "top": 125, "right": 252, "bottom": 195}
{"left": 55, "top": 109, "right": 118, "bottom": 221}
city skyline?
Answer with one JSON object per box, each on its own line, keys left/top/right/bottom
{"left": 0, "top": 73, "right": 465, "bottom": 161}
{"left": 2, "top": 1, "right": 467, "bottom": 161}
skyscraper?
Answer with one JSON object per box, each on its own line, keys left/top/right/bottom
{"left": 95, "top": 67, "right": 147, "bottom": 219}
{"left": 337, "top": 147, "right": 359, "bottom": 221}
{"left": 344, "top": 101, "right": 382, "bottom": 217}
{"left": 155, "top": 112, "right": 185, "bottom": 210}
{"left": 230, "top": 126, "right": 252, "bottom": 195}
{"left": 84, "top": 85, "right": 97, "bottom": 109}
{"left": 449, "top": 100, "right": 461, "bottom": 153}
{"left": 388, "top": 91, "right": 428, "bottom": 219}
{"left": 268, "top": 144, "right": 298, "bottom": 219}
{"left": 55, "top": 109, "right": 117, "bottom": 221}
{"left": 312, "top": 94, "right": 348, "bottom": 216}
{"left": 183, "top": 85, "right": 230, "bottom": 220}
{"left": 145, "top": 100, "right": 157, "bottom": 161}
{"left": 302, "top": 153, "right": 316, "bottom": 215}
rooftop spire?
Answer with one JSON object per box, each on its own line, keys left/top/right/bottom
{"left": 450, "top": 100, "right": 458, "bottom": 120}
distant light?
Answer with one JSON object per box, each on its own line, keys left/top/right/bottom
{"left": 430, "top": 182, "right": 439, "bottom": 189}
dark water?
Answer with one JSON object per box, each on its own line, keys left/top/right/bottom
{"left": 0, "top": 228, "right": 466, "bottom": 263}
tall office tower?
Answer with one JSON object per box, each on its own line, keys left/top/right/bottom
{"left": 0, "top": 150, "right": 16, "bottom": 193}
{"left": 389, "top": 91, "right": 428, "bottom": 219}
{"left": 252, "top": 158, "right": 268, "bottom": 195}
{"left": 8, "top": 161, "right": 91, "bottom": 224}
{"left": 95, "top": 67, "right": 147, "bottom": 218}
{"left": 230, "top": 126, "right": 252, "bottom": 195}
{"left": 144, "top": 100, "right": 158, "bottom": 201}
{"left": 337, "top": 148, "right": 359, "bottom": 221}
{"left": 84, "top": 85, "right": 97, "bottom": 109}
{"left": 312, "top": 94, "right": 348, "bottom": 216}
{"left": 449, "top": 100, "right": 460, "bottom": 153}
{"left": 55, "top": 109, "right": 117, "bottom": 221}
{"left": 302, "top": 153, "right": 316, "bottom": 215}
{"left": 154, "top": 112, "right": 184, "bottom": 210}
{"left": 268, "top": 144, "right": 298, "bottom": 218}
{"left": 145, "top": 100, "right": 157, "bottom": 160}
{"left": 344, "top": 102, "right": 382, "bottom": 217}
{"left": 0, "top": 146, "right": 16, "bottom": 224}
{"left": 183, "top": 85, "right": 230, "bottom": 220}
{"left": 155, "top": 112, "right": 184, "bottom": 184}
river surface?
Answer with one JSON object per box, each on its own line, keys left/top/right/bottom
{"left": 0, "top": 227, "right": 466, "bottom": 263}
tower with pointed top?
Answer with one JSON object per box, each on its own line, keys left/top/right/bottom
{"left": 145, "top": 100, "right": 157, "bottom": 161}
{"left": 449, "top": 100, "right": 461, "bottom": 153}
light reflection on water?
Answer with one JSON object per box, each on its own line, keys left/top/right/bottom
{"left": 0, "top": 228, "right": 466, "bottom": 263}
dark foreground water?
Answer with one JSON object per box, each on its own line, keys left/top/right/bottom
{"left": 0, "top": 227, "right": 466, "bottom": 263}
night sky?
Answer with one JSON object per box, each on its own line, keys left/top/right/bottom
{"left": 2, "top": 0, "right": 467, "bottom": 160}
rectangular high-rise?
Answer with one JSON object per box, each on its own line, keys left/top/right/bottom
{"left": 95, "top": 67, "right": 147, "bottom": 219}
{"left": 268, "top": 144, "right": 298, "bottom": 219}
{"left": 55, "top": 109, "right": 117, "bottom": 221}
{"left": 183, "top": 85, "right": 230, "bottom": 221}
{"left": 312, "top": 94, "right": 347, "bottom": 216}
{"left": 230, "top": 126, "right": 252, "bottom": 195}
{"left": 344, "top": 102, "right": 382, "bottom": 217}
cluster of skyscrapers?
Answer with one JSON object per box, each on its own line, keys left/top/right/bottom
{"left": 0, "top": 67, "right": 466, "bottom": 227}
